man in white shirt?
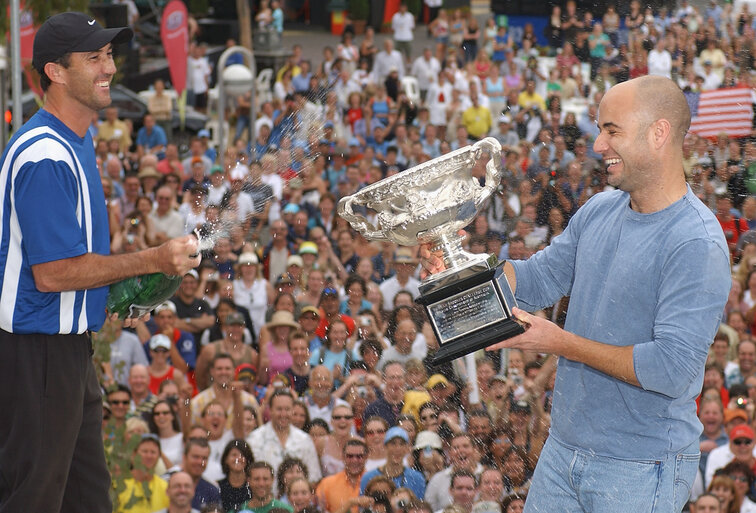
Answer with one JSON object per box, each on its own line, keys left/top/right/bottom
{"left": 379, "top": 248, "right": 421, "bottom": 312}
{"left": 425, "top": 434, "right": 484, "bottom": 511}
{"left": 392, "top": 3, "right": 415, "bottom": 64}
{"left": 647, "top": 38, "right": 672, "bottom": 79}
{"left": 247, "top": 389, "right": 322, "bottom": 482}
{"left": 373, "top": 39, "right": 405, "bottom": 84}
{"left": 701, "top": 61, "right": 722, "bottom": 91}
{"left": 187, "top": 43, "right": 212, "bottom": 112}
{"left": 151, "top": 185, "right": 186, "bottom": 244}
{"left": 156, "top": 471, "right": 200, "bottom": 513}
{"left": 410, "top": 48, "right": 440, "bottom": 102}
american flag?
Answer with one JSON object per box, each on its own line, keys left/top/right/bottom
{"left": 688, "top": 86, "right": 754, "bottom": 139}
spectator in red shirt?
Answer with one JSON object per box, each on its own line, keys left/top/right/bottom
{"left": 716, "top": 194, "right": 749, "bottom": 259}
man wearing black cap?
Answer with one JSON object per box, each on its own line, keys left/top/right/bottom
{"left": 0, "top": 12, "right": 200, "bottom": 513}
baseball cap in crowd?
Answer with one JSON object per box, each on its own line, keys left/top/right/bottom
{"left": 511, "top": 399, "right": 532, "bottom": 414}
{"left": 198, "top": 129, "right": 211, "bottom": 138}
{"left": 384, "top": 426, "right": 409, "bottom": 444}
{"left": 154, "top": 301, "right": 177, "bottom": 315}
{"left": 287, "top": 255, "right": 304, "bottom": 268}
{"left": 184, "top": 269, "right": 200, "bottom": 280}
{"left": 33, "top": 12, "right": 133, "bottom": 74}
{"left": 498, "top": 113, "right": 512, "bottom": 124}
{"left": 299, "top": 242, "right": 318, "bottom": 255}
{"left": 414, "top": 430, "right": 443, "bottom": 451}
{"left": 324, "top": 121, "right": 335, "bottom": 129}
{"left": 730, "top": 424, "right": 755, "bottom": 441}
{"left": 425, "top": 374, "right": 449, "bottom": 389}
{"left": 149, "top": 334, "right": 172, "bottom": 351}
{"left": 276, "top": 272, "right": 295, "bottom": 286}
{"left": 210, "top": 165, "right": 224, "bottom": 175}
{"left": 348, "top": 137, "right": 361, "bottom": 147}
{"left": 225, "top": 312, "right": 245, "bottom": 325}
{"left": 283, "top": 203, "right": 301, "bottom": 215}
{"left": 230, "top": 164, "right": 248, "bottom": 181}
{"left": 299, "top": 305, "right": 321, "bottom": 318}
{"left": 238, "top": 252, "right": 259, "bottom": 265}
{"left": 235, "top": 363, "right": 257, "bottom": 382}
{"left": 724, "top": 408, "right": 749, "bottom": 424}
{"left": 320, "top": 287, "right": 339, "bottom": 299}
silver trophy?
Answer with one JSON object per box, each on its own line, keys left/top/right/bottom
{"left": 338, "top": 137, "right": 523, "bottom": 365}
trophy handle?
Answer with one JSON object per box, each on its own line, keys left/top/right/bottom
{"left": 471, "top": 137, "right": 504, "bottom": 210}
{"left": 337, "top": 195, "right": 390, "bottom": 241}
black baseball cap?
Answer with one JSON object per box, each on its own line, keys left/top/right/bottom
{"left": 33, "top": 12, "right": 133, "bottom": 74}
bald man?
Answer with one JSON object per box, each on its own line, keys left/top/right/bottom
{"left": 423, "top": 75, "right": 731, "bottom": 512}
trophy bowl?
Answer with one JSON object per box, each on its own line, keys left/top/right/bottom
{"left": 338, "top": 137, "right": 523, "bottom": 365}
{"left": 338, "top": 137, "right": 504, "bottom": 281}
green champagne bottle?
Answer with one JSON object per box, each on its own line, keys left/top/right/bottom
{"left": 106, "top": 273, "right": 183, "bottom": 320}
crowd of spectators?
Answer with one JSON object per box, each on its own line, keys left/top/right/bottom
{"left": 85, "top": 0, "right": 756, "bottom": 511}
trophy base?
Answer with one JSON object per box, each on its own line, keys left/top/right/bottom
{"left": 416, "top": 259, "right": 524, "bottom": 366}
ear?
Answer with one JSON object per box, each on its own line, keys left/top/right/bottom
{"left": 43, "top": 61, "right": 66, "bottom": 85}
{"left": 650, "top": 118, "right": 672, "bottom": 150}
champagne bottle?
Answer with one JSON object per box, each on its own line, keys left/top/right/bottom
{"left": 106, "top": 273, "right": 183, "bottom": 320}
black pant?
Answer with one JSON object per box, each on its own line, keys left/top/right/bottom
{"left": 0, "top": 330, "right": 111, "bottom": 513}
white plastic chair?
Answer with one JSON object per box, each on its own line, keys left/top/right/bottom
{"left": 401, "top": 76, "right": 421, "bottom": 105}
{"left": 256, "top": 68, "right": 274, "bottom": 105}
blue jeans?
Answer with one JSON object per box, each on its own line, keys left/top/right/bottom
{"left": 524, "top": 437, "right": 698, "bottom": 513}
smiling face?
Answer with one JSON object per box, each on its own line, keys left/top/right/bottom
{"left": 53, "top": 44, "right": 116, "bottom": 115}
{"left": 211, "top": 357, "right": 234, "bottom": 388}
{"left": 135, "top": 439, "right": 161, "bottom": 472}
{"left": 270, "top": 394, "right": 293, "bottom": 431}
{"left": 288, "top": 479, "right": 312, "bottom": 511}
{"left": 202, "top": 404, "right": 227, "bottom": 439}
{"left": 450, "top": 435, "right": 475, "bottom": 470}
{"left": 594, "top": 85, "right": 653, "bottom": 192}
{"left": 249, "top": 467, "right": 274, "bottom": 500}
{"left": 152, "top": 403, "right": 174, "bottom": 430}
{"left": 331, "top": 405, "right": 354, "bottom": 435}
{"left": 226, "top": 447, "right": 247, "bottom": 474}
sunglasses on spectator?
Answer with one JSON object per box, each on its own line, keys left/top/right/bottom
{"left": 733, "top": 438, "right": 753, "bottom": 446}
{"left": 345, "top": 453, "right": 365, "bottom": 459}
{"left": 731, "top": 475, "right": 749, "bottom": 483}
{"left": 332, "top": 415, "right": 354, "bottom": 420}
{"left": 322, "top": 287, "right": 338, "bottom": 295}
{"left": 110, "top": 400, "right": 130, "bottom": 406}
{"left": 421, "top": 413, "right": 438, "bottom": 421}
{"left": 366, "top": 429, "right": 386, "bottom": 435}
{"left": 153, "top": 410, "right": 172, "bottom": 416}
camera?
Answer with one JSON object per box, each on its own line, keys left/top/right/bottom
{"left": 357, "top": 386, "right": 368, "bottom": 398}
{"left": 737, "top": 397, "right": 749, "bottom": 409}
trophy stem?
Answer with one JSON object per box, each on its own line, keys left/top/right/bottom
{"left": 429, "top": 233, "right": 479, "bottom": 271}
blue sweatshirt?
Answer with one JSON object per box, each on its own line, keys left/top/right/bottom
{"left": 511, "top": 187, "right": 730, "bottom": 459}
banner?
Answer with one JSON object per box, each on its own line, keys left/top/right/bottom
{"left": 160, "top": 0, "right": 189, "bottom": 95}
{"left": 18, "top": 3, "right": 35, "bottom": 62}
{"left": 6, "top": 2, "right": 43, "bottom": 99}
